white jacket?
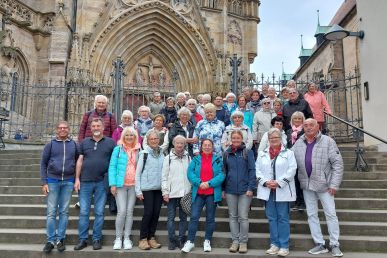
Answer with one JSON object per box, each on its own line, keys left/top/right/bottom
{"left": 256, "top": 146, "right": 297, "bottom": 202}
{"left": 161, "top": 150, "right": 191, "bottom": 198}
{"left": 252, "top": 110, "right": 276, "bottom": 141}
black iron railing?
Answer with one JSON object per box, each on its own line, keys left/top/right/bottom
{"left": 324, "top": 111, "right": 387, "bottom": 172}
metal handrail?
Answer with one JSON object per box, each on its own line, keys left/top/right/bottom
{"left": 324, "top": 111, "right": 387, "bottom": 172}
{"left": 324, "top": 111, "right": 387, "bottom": 144}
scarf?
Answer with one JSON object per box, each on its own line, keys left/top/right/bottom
{"left": 172, "top": 148, "right": 185, "bottom": 159}
{"left": 291, "top": 125, "right": 303, "bottom": 144}
{"left": 269, "top": 145, "right": 281, "bottom": 160}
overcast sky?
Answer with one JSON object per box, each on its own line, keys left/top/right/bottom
{"left": 250, "top": 0, "right": 344, "bottom": 79}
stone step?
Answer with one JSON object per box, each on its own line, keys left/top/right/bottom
{"left": 0, "top": 229, "right": 386, "bottom": 253}
{"left": 1, "top": 194, "right": 387, "bottom": 210}
{"left": 2, "top": 204, "right": 387, "bottom": 223}
{"left": 2, "top": 186, "right": 386, "bottom": 199}
{"left": 2, "top": 215, "right": 387, "bottom": 237}
{"left": 0, "top": 158, "right": 41, "bottom": 165}
{"left": 0, "top": 164, "right": 40, "bottom": 171}
{"left": 1, "top": 244, "right": 387, "bottom": 258}
{"left": 341, "top": 180, "right": 387, "bottom": 188}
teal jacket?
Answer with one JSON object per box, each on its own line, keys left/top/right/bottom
{"left": 108, "top": 144, "right": 140, "bottom": 187}
{"left": 187, "top": 154, "right": 225, "bottom": 203}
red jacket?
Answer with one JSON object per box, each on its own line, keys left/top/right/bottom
{"left": 78, "top": 109, "right": 117, "bottom": 142}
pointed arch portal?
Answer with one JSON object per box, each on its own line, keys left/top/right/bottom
{"left": 89, "top": 2, "right": 216, "bottom": 93}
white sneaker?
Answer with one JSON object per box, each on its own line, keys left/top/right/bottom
{"left": 278, "top": 248, "right": 289, "bottom": 257}
{"left": 181, "top": 240, "right": 195, "bottom": 253}
{"left": 113, "top": 238, "right": 122, "bottom": 250}
{"left": 123, "top": 238, "right": 133, "bottom": 250}
{"left": 203, "top": 240, "right": 211, "bottom": 252}
{"left": 266, "top": 244, "right": 279, "bottom": 255}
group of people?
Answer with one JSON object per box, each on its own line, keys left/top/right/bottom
{"left": 40, "top": 80, "right": 343, "bottom": 257}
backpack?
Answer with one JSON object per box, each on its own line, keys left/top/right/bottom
{"left": 141, "top": 153, "right": 148, "bottom": 174}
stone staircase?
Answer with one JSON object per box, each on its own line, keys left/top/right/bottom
{"left": 0, "top": 146, "right": 387, "bottom": 258}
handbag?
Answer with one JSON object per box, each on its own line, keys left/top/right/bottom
{"left": 180, "top": 191, "right": 192, "bottom": 216}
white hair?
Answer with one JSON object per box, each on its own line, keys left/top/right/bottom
{"left": 138, "top": 105, "right": 150, "bottom": 114}
{"left": 176, "top": 92, "right": 186, "bottom": 100}
{"left": 172, "top": 135, "right": 187, "bottom": 146}
{"left": 94, "top": 95, "right": 108, "bottom": 107}
{"left": 225, "top": 92, "right": 236, "bottom": 100}
{"left": 202, "top": 94, "right": 211, "bottom": 101}
{"left": 204, "top": 103, "right": 216, "bottom": 112}
{"left": 186, "top": 98, "right": 197, "bottom": 106}
{"left": 121, "top": 110, "right": 133, "bottom": 122}
{"left": 177, "top": 107, "right": 192, "bottom": 119}
{"left": 230, "top": 110, "right": 244, "bottom": 120}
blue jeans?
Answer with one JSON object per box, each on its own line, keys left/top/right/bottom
{"left": 78, "top": 181, "right": 107, "bottom": 241}
{"left": 167, "top": 197, "right": 188, "bottom": 242}
{"left": 187, "top": 194, "right": 216, "bottom": 242}
{"left": 46, "top": 181, "right": 74, "bottom": 243}
{"left": 265, "top": 191, "right": 290, "bottom": 248}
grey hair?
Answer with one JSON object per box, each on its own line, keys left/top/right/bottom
{"left": 225, "top": 92, "right": 236, "bottom": 100}
{"left": 94, "top": 95, "right": 108, "bottom": 107}
{"left": 138, "top": 105, "right": 150, "bottom": 115}
{"left": 230, "top": 110, "right": 244, "bottom": 120}
{"left": 121, "top": 110, "right": 133, "bottom": 122}
{"left": 176, "top": 92, "right": 186, "bottom": 100}
{"left": 204, "top": 103, "right": 216, "bottom": 112}
{"left": 286, "top": 80, "right": 296, "bottom": 88}
{"left": 153, "top": 91, "right": 161, "bottom": 97}
{"left": 166, "top": 97, "right": 175, "bottom": 104}
{"left": 146, "top": 131, "right": 160, "bottom": 141}
{"left": 268, "top": 86, "right": 276, "bottom": 92}
{"left": 177, "top": 107, "right": 192, "bottom": 119}
{"left": 268, "top": 127, "right": 281, "bottom": 138}
{"left": 172, "top": 135, "right": 187, "bottom": 146}
{"left": 186, "top": 98, "right": 197, "bottom": 106}
{"left": 202, "top": 94, "right": 211, "bottom": 101}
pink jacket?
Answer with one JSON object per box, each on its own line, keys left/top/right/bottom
{"left": 304, "top": 91, "right": 332, "bottom": 122}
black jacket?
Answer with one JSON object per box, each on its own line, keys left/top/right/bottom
{"left": 168, "top": 120, "right": 195, "bottom": 157}
{"left": 283, "top": 97, "right": 313, "bottom": 130}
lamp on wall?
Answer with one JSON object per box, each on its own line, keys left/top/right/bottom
{"left": 324, "top": 24, "right": 364, "bottom": 41}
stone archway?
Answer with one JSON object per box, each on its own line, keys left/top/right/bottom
{"left": 88, "top": 2, "right": 217, "bottom": 94}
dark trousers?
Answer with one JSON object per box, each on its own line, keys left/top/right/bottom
{"left": 140, "top": 190, "right": 163, "bottom": 239}
{"left": 295, "top": 169, "right": 304, "bottom": 205}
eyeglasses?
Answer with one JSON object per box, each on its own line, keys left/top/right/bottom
{"left": 263, "top": 102, "right": 270, "bottom": 105}
{"left": 57, "top": 127, "right": 68, "bottom": 130}
{"left": 269, "top": 137, "right": 280, "bottom": 140}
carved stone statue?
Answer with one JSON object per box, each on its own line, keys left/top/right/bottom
{"left": 135, "top": 66, "right": 143, "bottom": 86}
{"left": 159, "top": 69, "right": 166, "bottom": 86}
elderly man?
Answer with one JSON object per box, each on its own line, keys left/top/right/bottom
{"left": 74, "top": 118, "right": 115, "bottom": 251}
{"left": 41, "top": 121, "right": 78, "bottom": 253}
{"left": 149, "top": 92, "right": 165, "bottom": 118}
{"left": 78, "top": 95, "right": 117, "bottom": 143}
{"left": 259, "top": 83, "right": 269, "bottom": 100}
{"left": 282, "top": 88, "right": 313, "bottom": 130}
{"left": 175, "top": 92, "right": 186, "bottom": 111}
{"left": 292, "top": 119, "right": 344, "bottom": 257}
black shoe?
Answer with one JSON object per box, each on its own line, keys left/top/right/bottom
{"left": 57, "top": 239, "right": 66, "bottom": 252}
{"left": 74, "top": 240, "right": 88, "bottom": 250}
{"left": 93, "top": 240, "right": 102, "bottom": 250}
{"left": 168, "top": 239, "right": 177, "bottom": 250}
{"left": 298, "top": 202, "right": 306, "bottom": 211}
{"left": 43, "top": 242, "right": 54, "bottom": 253}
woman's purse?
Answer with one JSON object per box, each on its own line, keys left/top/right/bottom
{"left": 180, "top": 191, "right": 192, "bottom": 216}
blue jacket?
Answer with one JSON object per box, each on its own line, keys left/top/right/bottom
{"left": 135, "top": 146, "right": 165, "bottom": 195}
{"left": 40, "top": 138, "right": 78, "bottom": 185}
{"left": 187, "top": 154, "right": 225, "bottom": 203}
{"left": 223, "top": 144, "right": 257, "bottom": 195}
{"left": 108, "top": 144, "right": 141, "bottom": 187}
{"left": 216, "top": 107, "right": 231, "bottom": 126}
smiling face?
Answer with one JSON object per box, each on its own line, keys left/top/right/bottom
{"left": 91, "top": 119, "right": 104, "bottom": 137}
{"left": 232, "top": 115, "right": 243, "bottom": 126}
{"left": 154, "top": 116, "right": 164, "bottom": 129}
{"left": 56, "top": 122, "right": 69, "bottom": 140}
{"left": 268, "top": 131, "right": 281, "bottom": 148}
{"left": 238, "top": 97, "right": 247, "bottom": 108}
{"left": 122, "top": 115, "right": 132, "bottom": 126}
{"left": 288, "top": 89, "right": 299, "bottom": 101}
{"left": 95, "top": 98, "right": 107, "bottom": 112}
{"left": 214, "top": 96, "right": 223, "bottom": 107}
{"left": 292, "top": 116, "right": 304, "bottom": 127}
{"left": 147, "top": 133, "right": 160, "bottom": 149}
{"left": 303, "top": 119, "right": 319, "bottom": 139}
{"left": 174, "top": 137, "right": 186, "bottom": 153}
{"left": 231, "top": 132, "right": 243, "bottom": 148}
{"left": 123, "top": 131, "right": 136, "bottom": 146}
{"left": 205, "top": 109, "right": 216, "bottom": 121}
{"left": 201, "top": 139, "right": 213, "bottom": 155}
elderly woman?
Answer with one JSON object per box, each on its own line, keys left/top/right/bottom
{"left": 142, "top": 114, "right": 169, "bottom": 154}
{"left": 258, "top": 116, "right": 287, "bottom": 153}
{"left": 181, "top": 139, "right": 225, "bottom": 253}
{"left": 197, "top": 94, "right": 211, "bottom": 117}
{"left": 280, "top": 87, "right": 289, "bottom": 104}
{"left": 221, "top": 111, "right": 253, "bottom": 150}
{"left": 253, "top": 98, "right": 277, "bottom": 145}
{"left": 162, "top": 135, "right": 192, "bottom": 250}
{"left": 112, "top": 110, "right": 135, "bottom": 143}
{"left": 273, "top": 98, "right": 283, "bottom": 117}
{"left": 304, "top": 82, "right": 332, "bottom": 130}
{"left": 186, "top": 98, "right": 203, "bottom": 125}
{"left": 267, "top": 87, "right": 277, "bottom": 108}
{"left": 193, "top": 103, "right": 225, "bottom": 156}
{"left": 135, "top": 132, "right": 165, "bottom": 250}
{"left": 168, "top": 107, "right": 196, "bottom": 157}
{"left": 247, "top": 89, "right": 261, "bottom": 115}
{"left": 160, "top": 97, "right": 178, "bottom": 128}
{"left": 286, "top": 111, "right": 306, "bottom": 211}
{"left": 175, "top": 92, "right": 186, "bottom": 110}
{"left": 109, "top": 127, "right": 141, "bottom": 250}
{"left": 134, "top": 105, "right": 153, "bottom": 145}
{"left": 223, "top": 92, "right": 238, "bottom": 114}
{"left": 256, "top": 128, "right": 297, "bottom": 257}
{"left": 223, "top": 130, "right": 256, "bottom": 253}
{"left": 78, "top": 94, "right": 117, "bottom": 142}
{"left": 235, "top": 95, "right": 254, "bottom": 131}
